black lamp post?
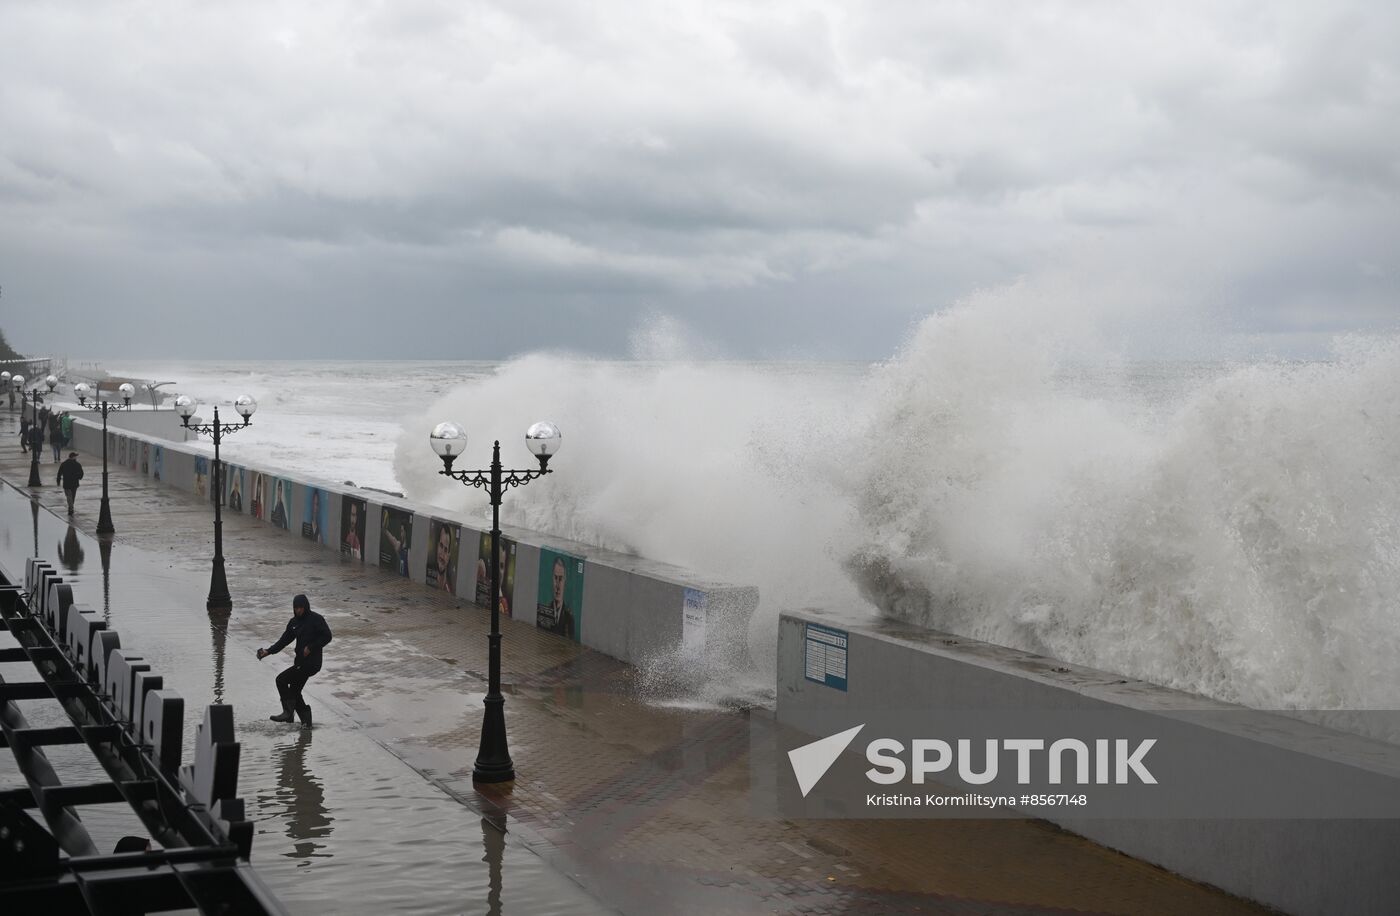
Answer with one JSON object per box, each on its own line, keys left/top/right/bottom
{"left": 74, "top": 381, "right": 134, "bottom": 535}
{"left": 175, "top": 394, "right": 258, "bottom": 612}
{"left": 16, "top": 373, "right": 56, "bottom": 487}
{"left": 429, "top": 419, "right": 562, "bottom": 784}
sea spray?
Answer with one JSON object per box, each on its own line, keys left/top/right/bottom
{"left": 110, "top": 319, "right": 1400, "bottom": 711}
{"left": 392, "top": 349, "right": 872, "bottom": 689}
{"left": 846, "top": 321, "right": 1400, "bottom": 709}
{"left": 394, "top": 314, "right": 1400, "bottom": 710}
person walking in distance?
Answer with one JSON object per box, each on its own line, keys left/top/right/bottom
{"left": 48, "top": 410, "right": 62, "bottom": 462}
{"left": 257, "top": 594, "right": 332, "bottom": 727}
{"left": 56, "top": 451, "right": 84, "bottom": 515}
{"left": 29, "top": 415, "right": 44, "bottom": 457}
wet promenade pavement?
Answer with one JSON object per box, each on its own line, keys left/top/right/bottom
{"left": 0, "top": 419, "right": 1264, "bottom": 915}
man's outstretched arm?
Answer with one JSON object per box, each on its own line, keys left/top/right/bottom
{"left": 258, "top": 621, "right": 296, "bottom": 659}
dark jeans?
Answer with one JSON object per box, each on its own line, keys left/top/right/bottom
{"left": 275, "top": 663, "right": 317, "bottom": 712}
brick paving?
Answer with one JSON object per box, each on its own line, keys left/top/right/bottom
{"left": 0, "top": 419, "right": 1265, "bottom": 916}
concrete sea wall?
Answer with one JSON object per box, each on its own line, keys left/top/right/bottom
{"left": 66, "top": 416, "right": 757, "bottom": 671}
{"left": 776, "top": 610, "right": 1400, "bottom": 915}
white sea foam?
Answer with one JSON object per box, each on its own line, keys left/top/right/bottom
{"left": 843, "top": 293, "right": 1400, "bottom": 710}
{"left": 391, "top": 346, "right": 874, "bottom": 684}
{"left": 106, "top": 308, "right": 1400, "bottom": 710}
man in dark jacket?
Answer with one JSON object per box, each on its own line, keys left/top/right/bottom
{"left": 257, "top": 593, "right": 332, "bottom": 727}
{"left": 56, "top": 452, "right": 84, "bottom": 515}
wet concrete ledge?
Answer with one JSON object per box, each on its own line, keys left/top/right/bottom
{"left": 67, "top": 416, "right": 758, "bottom": 672}
{"left": 776, "top": 609, "right": 1400, "bottom": 916}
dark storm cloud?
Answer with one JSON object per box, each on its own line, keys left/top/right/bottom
{"left": 0, "top": 1, "right": 1397, "bottom": 359}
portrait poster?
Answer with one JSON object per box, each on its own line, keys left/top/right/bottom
{"left": 108, "top": 432, "right": 117, "bottom": 462}
{"left": 225, "top": 465, "right": 246, "bottom": 513}
{"left": 193, "top": 456, "right": 209, "bottom": 500}
{"left": 250, "top": 471, "right": 268, "bottom": 520}
{"left": 302, "top": 487, "right": 328, "bottom": 543}
{"left": 128, "top": 438, "right": 139, "bottom": 470}
{"left": 268, "top": 477, "right": 293, "bottom": 530}
{"left": 475, "top": 532, "right": 517, "bottom": 617}
{"left": 151, "top": 445, "right": 164, "bottom": 482}
{"left": 379, "top": 506, "right": 413, "bottom": 577}
{"left": 340, "top": 495, "right": 366, "bottom": 562}
{"left": 537, "top": 547, "right": 584, "bottom": 642}
{"left": 425, "top": 519, "right": 460, "bottom": 595}
{"left": 140, "top": 442, "right": 150, "bottom": 476}
{"left": 117, "top": 437, "right": 127, "bottom": 468}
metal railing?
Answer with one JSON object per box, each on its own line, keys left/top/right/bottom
{"left": 0, "top": 560, "right": 287, "bottom": 915}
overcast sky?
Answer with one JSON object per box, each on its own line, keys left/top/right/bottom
{"left": 1, "top": 1, "right": 1396, "bottom": 360}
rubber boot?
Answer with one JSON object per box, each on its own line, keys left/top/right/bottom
{"left": 295, "top": 702, "right": 312, "bottom": 728}
{"left": 269, "top": 704, "right": 294, "bottom": 723}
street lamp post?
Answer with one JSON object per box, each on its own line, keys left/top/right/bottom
{"left": 175, "top": 394, "right": 258, "bottom": 612}
{"left": 74, "top": 382, "right": 134, "bottom": 535}
{"left": 16, "top": 374, "right": 56, "bottom": 487}
{"left": 428, "top": 419, "right": 562, "bottom": 784}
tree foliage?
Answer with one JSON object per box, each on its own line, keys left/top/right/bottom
{"left": 0, "top": 328, "right": 20, "bottom": 362}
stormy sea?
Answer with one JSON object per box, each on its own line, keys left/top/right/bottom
{"left": 102, "top": 310, "right": 1400, "bottom": 712}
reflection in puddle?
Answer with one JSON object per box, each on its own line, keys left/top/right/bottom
{"left": 58, "top": 523, "right": 85, "bottom": 573}
{"left": 482, "top": 817, "right": 504, "bottom": 916}
{"left": 98, "top": 536, "right": 112, "bottom": 622}
{"left": 267, "top": 729, "right": 333, "bottom": 864}
{"left": 209, "top": 608, "right": 230, "bottom": 705}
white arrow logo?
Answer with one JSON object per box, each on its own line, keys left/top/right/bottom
{"left": 788, "top": 724, "right": 865, "bottom": 797}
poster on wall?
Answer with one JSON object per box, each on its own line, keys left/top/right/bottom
{"left": 379, "top": 507, "right": 413, "bottom": 577}
{"left": 194, "top": 456, "right": 209, "bottom": 500}
{"left": 269, "top": 477, "right": 293, "bottom": 530}
{"left": 108, "top": 432, "right": 117, "bottom": 462}
{"left": 250, "top": 471, "right": 268, "bottom": 520}
{"left": 225, "top": 465, "right": 245, "bottom": 512}
{"left": 141, "top": 443, "right": 150, "bottom": 476}
{"left": 152, "top": 445, "right": 164, "bottom": 482}
{"left": 682, "top": 588, "right": 707, "bottom": 656}
{"left": 128, "top": 439, "right": 139, "bottom": 470}
{"left": 537, "top": 547, "right": 584, "bottom": 641}
{"left": 340, "top": 495, "right": 366, "bottom": 562}
{"left": 475, "top": 532, "right": 517, "bottom": 617}
{"left": 117, "top": 437, "right": 127, "bottom": 468}
{"left": 425, "top": 519, "right": 460, "bottom": 594}
{"left": 302, "top": 487, "right": 328, "bottom": 543}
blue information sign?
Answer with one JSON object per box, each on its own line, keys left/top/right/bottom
{"left": 803, "top": 622, "right": 849, "bottom": 691}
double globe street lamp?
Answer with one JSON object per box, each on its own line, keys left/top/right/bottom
{"left": 175, "top": 394, "right": 258, "bottom": 612}
{"left": 74, "top": 382, "right": 135, "bottom": 536}
{"left": 15, "top": 374, "right": 57, "bottom": 487}
{"left": 429, "top": 419, "right": 562, "bottom": 784}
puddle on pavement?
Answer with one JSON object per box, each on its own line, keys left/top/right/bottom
{"left": 0, "top": 480, "right": 609, "bottom": 915}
